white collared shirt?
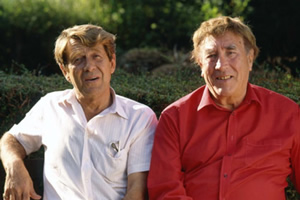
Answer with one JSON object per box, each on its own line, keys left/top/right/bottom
{"left": 9, "top": 88, "right": 157, "bottom": 200}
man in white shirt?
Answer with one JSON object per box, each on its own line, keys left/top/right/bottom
{"left": 0, "top": 24, "right": 157, "bottom": 200}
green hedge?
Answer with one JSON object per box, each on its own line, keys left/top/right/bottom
{"left": 0, "top": 67, "right": 299, "bottom": 199}
{"left": 1, "top": 65, "right": 300, "bottom": 133}
{"left": 0, "top": 66, "right": 203, "bottom": 133}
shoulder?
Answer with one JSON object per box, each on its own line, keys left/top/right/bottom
{"left": 28, "top": 89, "right": 72, "bottom": 109}
{"left": 250, "top": 84, "right": 299, "bottom": 118}
{"left": 251, "top": 84, "right": 298, "bottom": 108}
{"left": 115, "top": 94, "right": 156, "bottom": 117}
{"left": 42, "top": 89, "right": 72, "bottom": 101}
{"left": 162, "top": 85, "right": 205, "bottom": 116}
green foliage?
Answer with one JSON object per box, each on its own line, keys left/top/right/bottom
{"left": 0, "top": 65, "right": 299, "bottom": 198}
{"left": 250, "top": 65, "right": 300, "bottom": 105}
{"left": 112, "top": 66, "right": 203, "bottom": 117}
{"left": 115, "top": 0, "right": 252, "bottom": 50}
{"left": 0, "top": 0, "right": 120, "bottom": 74}
{"left": 286, "top": 178, "right": 300, "bottom": 200}
{"left": 0, "top": 0, "right": 253, "bottom": 74}
{"left": 1, "top": 64, "right": 299, "bottom": 134}
{"left": 0, "top": 66, "right": 202, "bottom": 134}
{"left": 0, "top": 69, "right": 71, "bottom": 134}
{"left": 118, "top": 48, "right": 172, "bottom": 74}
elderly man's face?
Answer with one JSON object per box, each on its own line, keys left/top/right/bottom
{"left": 197, "top": 31, "right": 254, "bottom": 105}
{"left": 60, "top": 39, "right": 116, "bottom": 99}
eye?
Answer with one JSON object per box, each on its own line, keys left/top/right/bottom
{"left": 206, "top": 54, "right": 217, "bottom": 60}
{"left": 93, "top": 54, "right": 103, "bottom": 60}
{"left": 72, "top": 56, "right": 84, "bottom": 65}
{"left": 227, "top": 51, "right": 237, "bottom": 57}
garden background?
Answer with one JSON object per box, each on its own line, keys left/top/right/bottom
{"left": 0, "top": 0, "right": 299, "bottom": 199}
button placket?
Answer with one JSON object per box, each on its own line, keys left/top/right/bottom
{"left": 81, "top": 127, "right": 93, "bottom": 199}
{"left": 220, "top": 112, "right": 237, "bottom": 199}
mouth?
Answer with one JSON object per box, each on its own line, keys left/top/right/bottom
{"left": 85, "top": 77, "right": 99, "bottom": 82}
{"left": 216, "top": 75, "right": 232, "bottom": 80}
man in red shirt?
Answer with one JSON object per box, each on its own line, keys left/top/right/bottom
{"left": 147, "top": 16, "right": 300, "bottom": 200}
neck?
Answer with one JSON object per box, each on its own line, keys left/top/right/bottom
{"left": 76, "top": 89, "right": 112, "bottom": 121}
{"left": 211, "top": 92, "right": 246, "bottom": 111}
{"left": 214, "top": 98, "right": 242, "bottom": 111}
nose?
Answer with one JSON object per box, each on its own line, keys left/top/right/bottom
{"left": 215, "top": 54, "right": 227, "bottom": 70}
{"left": 215, "top": 58, "right": 221, "bottom": 69}
{"left": 84, "top": 57, "right": 96, "bottom": 71}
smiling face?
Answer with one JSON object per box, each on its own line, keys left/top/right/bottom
{"left": 60, "top": 39, "right": 116, "bottom": 100}
{"left": 197, "top": 31, "right": 254, "bottom": 108}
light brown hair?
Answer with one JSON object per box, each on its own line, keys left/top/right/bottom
{"left": 54, "top": 24, "right": 116, "bottom": 67}
{"left": 191, "top": 16, "right": 259, "bottom": 63}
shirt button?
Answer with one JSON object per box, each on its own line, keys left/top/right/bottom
{"left": 224, "top": 173, "right": 228, "bottom": 178}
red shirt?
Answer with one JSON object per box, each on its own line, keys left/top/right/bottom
{"left": 148, "top": 83, "right": 300, "bottom": 200}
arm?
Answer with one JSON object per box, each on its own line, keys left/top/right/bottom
{"left": 147, "top": 111, "right": 193, "bottom": 200}
{"left": 123, "top": 172, "right": 148, "bottom": 200}
{"left": 0, "top": 133, "right": 41, "bottom": 200}
{"left": 290, "top": 106, "right": 300, "bottom": 193}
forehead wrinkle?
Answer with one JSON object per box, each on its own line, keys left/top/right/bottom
{"left": 66, "top": 39, "right": 108, "bottom": 62}
{"left": 67, "top": 41, "right": 104, "bottom": 59}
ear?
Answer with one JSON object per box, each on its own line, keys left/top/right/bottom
{"left": 110, "top": 53, "right": 116, "bottom": 74}
{"left": 59, "top": 64, "right": 71, "bottom": 82}
{"left": 247, "top": 49, "right": 254, "bottom": 71}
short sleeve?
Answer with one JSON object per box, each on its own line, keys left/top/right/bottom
{"left": 127, "top": 108, "right": 158, "bottom": 175}
{"left": 9, "top": 97, "right": 45, "bottom": 155}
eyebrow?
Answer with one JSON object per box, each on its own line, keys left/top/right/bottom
{"left": 69, "top": 51, "right": 84, "bottom": 61}
{"left": 204, "top": 48, "right": 216, "bottom": 55}
{"left": 203, "top": 43, "right": 237, "bottom": 53}
{"left": 225, "top": 44, "right": 237, "bottom": 50}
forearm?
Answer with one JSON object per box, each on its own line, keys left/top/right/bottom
{"left": 123, "top": 172, "right": 148, "bottom": 200}
{"left": 0, "top": 132, "right": 41, "bottom": 199}
{"left": 0, "top": 132, "right": 27, "bottom": 170}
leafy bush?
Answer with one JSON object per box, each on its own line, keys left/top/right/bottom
{"left": 0, "top": 65, "right": 299, "bottom": 199}
{"left": 118, "top": 48, "right": 172, "bottom": 73}
{"left": 0, "top": 0, "right": 253, "bottom": 75}
{"left": 0, "top": 70, "right": 71, "bottom": 134}
{"left": 1, "top": 64, "right": 299, "bottom": 134}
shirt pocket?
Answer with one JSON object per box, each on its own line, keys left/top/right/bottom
{"left": 99, "top": 143, "right": 129, "bottom": 184}
{"left": 244, "top": 138, "right": 282, "bottom": 168}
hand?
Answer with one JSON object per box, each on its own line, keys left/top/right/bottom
{"left": 3, "top": 160, "right": 41, "bottom": 200}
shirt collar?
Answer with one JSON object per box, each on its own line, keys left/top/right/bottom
{"left": 197, "top": 83, "right": 262, "bottom": 111}
{"left": 108, "top": 88, "right": 128, "bottom": 119}
{"left": 197, "top": 85, "right": 216, "bottom": 111}
{"left": 241, "top": 83, "right": 262, "bottom": 106}
{"left": 58, "top": 88, "right": 128, "bottom": 119}
{"left": 58, "top": 89, "right": 77, "bottom": 106}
